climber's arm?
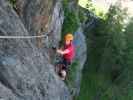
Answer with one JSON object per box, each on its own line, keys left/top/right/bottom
{"left": 57, "top": 49, "right": 70, "bottom": 55}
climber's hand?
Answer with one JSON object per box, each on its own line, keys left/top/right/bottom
{"left": 57, "top": 49, "right": 61, "bottom": 53}
{"left": 57, "top": 49, "right": 64, "bottom": 55}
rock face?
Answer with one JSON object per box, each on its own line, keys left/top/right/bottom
{"left": 0, "top": 0, "right": 71, "bottom": 100}
{"left": 73, "top": 27, "right": 87, "bottom": 96}
{"left": 16, "top": 0, "right": 64, "bottom": 47}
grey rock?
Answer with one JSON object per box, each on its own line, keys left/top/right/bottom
{"left": 73, "top": 27, "right": 87, "bottom": 96}
{"left": 0, "top": 0, "right": 71, "bottom": 100}
{"left": 48, "top": 1, "right": 64, "bottom": 47}
{"left": 16, "top": 0, "right": 64, "bottom": 48}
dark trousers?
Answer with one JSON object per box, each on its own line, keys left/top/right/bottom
{"left": 58, "top": 58, "right": 71, "bottom": 71}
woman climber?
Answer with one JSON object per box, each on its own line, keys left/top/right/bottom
{"left": 56, "top": 33, "right": 75, "bottom": 80}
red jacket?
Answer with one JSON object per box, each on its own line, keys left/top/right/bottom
{"left": 63, "top": 43, "right": 75, "bottom": 62}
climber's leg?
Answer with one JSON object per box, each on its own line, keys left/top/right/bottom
{"left": 59, "top": 59, "right": 71, "bottom": 80}
{"left": 55, "top": 58, "right": 71, "bottom": 80}
{"left": 60, "top": 70, "right": 66, "bottom": 80}
{"left": 55, "top": 59, "right": 65, "bottom": 73}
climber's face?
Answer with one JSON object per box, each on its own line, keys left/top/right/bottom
{"left": 65, "top": 40, "right": 71, "bottom": 45}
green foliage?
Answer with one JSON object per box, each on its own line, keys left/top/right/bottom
{"left": 62, "top": 0, "right": 78, "bottom": 38}
{"left": 97, "top": 4, "right": 127, "bottom": 75}
{"left": 65, "top": 60, "right": 79, "bottom": 98}
{"left": 62, "top": 1, "right": 133, "bottom": 100}
{"left": 62, "top": 10, "right": 78, "bottom": 35}
{"left": 78, "top": 0, "right": 107, "bottom": 19}
{"left": 77, "top": 2, "right": 133, "bottom": 100}
{"left": 65, "top": 60, "right": 79, "bottom": 87}
{"left": 9, "top": 0, "right": 17, "bottom": 9}
{"left": 78, "top": 7, "right": 88, "bottom": 23}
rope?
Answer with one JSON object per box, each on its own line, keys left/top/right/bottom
{"left": 0, "top": 33, "right": 48, "bottom": 39}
